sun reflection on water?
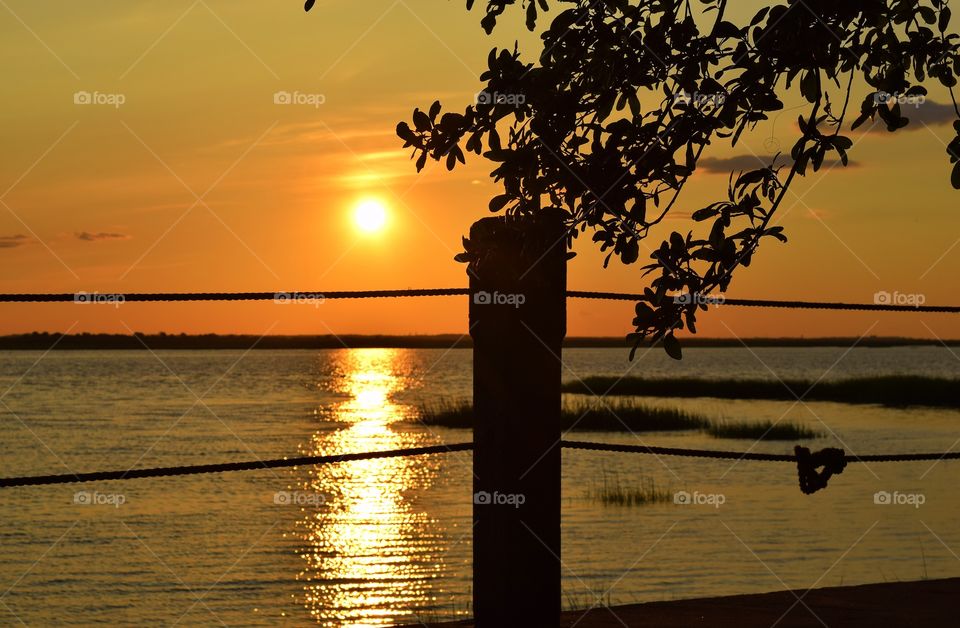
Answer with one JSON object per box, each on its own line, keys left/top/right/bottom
{"left": 295, "top": 349, "right": 445, "bottom": 626}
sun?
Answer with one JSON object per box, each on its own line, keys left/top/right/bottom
{"left": 352, "top": 198, "right": 389, "bottom": 234}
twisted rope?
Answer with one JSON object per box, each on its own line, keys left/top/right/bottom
{"left": 4, "top": 441, "right": 959, "bottom": 489}
{"left": 0, "top": 289, "right": 956, "bottom": 311}
{"left": 566, "top": 291, "right": 960, "bottom": 313}
{"left": 560, "top": 440, "right": 960, "bottom": 462}
{"left": 0, "top": 289, "right": 470, "bottom": 303}
{"left": 0, "top": 443, "right": 473, "bottom": 488}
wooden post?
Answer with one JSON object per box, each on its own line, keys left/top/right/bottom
{"left": 469, "top": 209, "right": 566, "bottom": 626}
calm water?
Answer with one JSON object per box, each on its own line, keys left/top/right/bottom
{"left": 1, "top": 346, "right": 960, "bottom": 626}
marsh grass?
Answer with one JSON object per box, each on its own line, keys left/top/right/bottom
{"left": 418, "top": 398, "right": 708, "bottom": 432}
{"left": 706, "top": 419, "right": 820, "bottom": 440}
{"left": 562, "top": 375, "right": 960, "bottom": 408}
{"left": 586, "top": 471, "right": 672, "bottom": 507}
{"left": 416, "top": 399, "right": 822, "bottom": 440}
{"left": 417, "top": 399, "right": 474, "bottom": 428}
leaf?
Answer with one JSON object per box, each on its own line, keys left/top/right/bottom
{"left": 662, "top": 333, "right": 683, "bottom": 360}
{"left": 800, "top": 70, "right": 819, "bottom": 104}
{"left": 488, "top": 129, "right": 502, "bottom": 151}
{"left": 304, "top": 0, "right": 315, "bottom": 11}
{"left": 691, "top": 207, "right": 717, "bottom": 221}
{"left": 412, "top": 109, "right": 431, "bottom": 132}
{"left": 714, "top": 21, "right": 741, "bottom": 39}
{"left": 621, "top": 240, "right": 639, "bottom": 264}
{"left": 396, "top": 122, "right": 417, "bottom": 145}
{"left": 526, "top": 1, "right": 537, "bottom": 30}
{"left": 488, "top": 194, "right": 511, "bottom": 212}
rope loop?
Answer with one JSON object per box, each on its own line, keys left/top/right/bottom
{"left": 795, "top": 446, "right": 847, "bottom": 494}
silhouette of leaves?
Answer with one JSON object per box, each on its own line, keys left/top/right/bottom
{"left": 393, "top": 0, "right": 960, "bottom": 358}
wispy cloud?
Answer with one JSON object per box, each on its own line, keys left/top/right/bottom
{"left": 867, "top": 99, "right": 958, "bottom": 131}
{"left": 75, "top": 231, "right": 130, "bottom": 242}
{"left": 0, "top": 234, "right": 30, "bottom": 249}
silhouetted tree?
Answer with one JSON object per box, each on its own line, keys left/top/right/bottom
{"left": 312, "top": 0, "right": 960, "bottom": 358}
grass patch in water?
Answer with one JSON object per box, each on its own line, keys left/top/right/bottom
{"left": 416, "top": 399, "right": 821, "bottom": 439}
{"left": 417, "top": 398, "right": 709, "bottom": 432}
{"left": 706, "top": 419, "right": 820, "bottom": 440}
{"left": 586, "top": 472, "right": 672, "bottom": 507}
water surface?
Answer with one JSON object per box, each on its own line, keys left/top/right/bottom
{"left": 1, "top": 347, "right": 959, "bottom": 625}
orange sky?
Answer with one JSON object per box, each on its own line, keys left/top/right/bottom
{"left": 1, "top": 1, "right": 959, "bottom": 341}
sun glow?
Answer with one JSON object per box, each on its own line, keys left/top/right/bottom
{"left": 352, "top": 198, "right": 389, "bottom": 234}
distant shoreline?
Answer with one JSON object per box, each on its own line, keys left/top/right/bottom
{"left": 0, "top": 333, "right": 958, "bottom": 350}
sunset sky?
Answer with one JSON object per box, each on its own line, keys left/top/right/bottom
{"left": 1, "top": 0, "right": 959, "bottom": 340}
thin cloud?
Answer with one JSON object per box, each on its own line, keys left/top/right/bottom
{"left": 698, "top": 154, "right": 858, "bottom": 174}
{"left": 867, "top": 99, "right": 958, "bottom": 131}
{"left": 0, "top": 234, "right": 30, "bottom": 249}
{"left": 75, "top": 231, "right": 130, "bottom": 242}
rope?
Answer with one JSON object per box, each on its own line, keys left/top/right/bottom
{"left": 0, "top": 289, "right": 956, "bottom": 311}
{"left": 795, "top": 446, "right": 847, "bottom": 494}
{"left": 5, "top": 440, "right": 959, "bottom": 489}
{"left": 0, "top": 289, "right": 470, "bottom": 303}
{"left": 567, "top": 291, "right": 960, "bottom": 313}
{"left": 0, "top": 443, "right": 473, "bottom": 488}
{"left": 560, "top": 440, "right": 960, "bottom": 462}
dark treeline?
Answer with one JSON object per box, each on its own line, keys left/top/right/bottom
{"left": 0, "top": 332, "right": 957, "bottom": 350}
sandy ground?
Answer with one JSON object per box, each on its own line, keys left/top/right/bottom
{"left": 423, "top": 577, "right": 960, "bottom": 627}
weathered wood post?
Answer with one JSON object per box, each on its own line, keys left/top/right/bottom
{"left": 469, "top": 209, "right": 566, "bottom": 626}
